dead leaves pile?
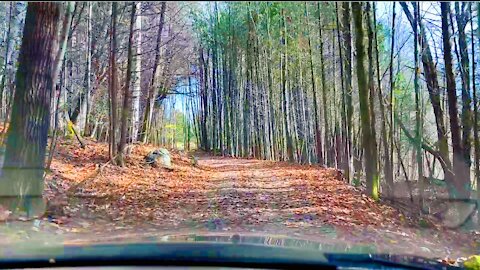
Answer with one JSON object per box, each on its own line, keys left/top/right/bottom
{"left": 46, "top": 140, "right": 405, "bottom": 231}
{"left": 41, "top": 139, "right": 480, "bottom": 259}
{"left": 46, "top": 139, "right": 209, "bottom": 223}
{"left": 204, "top": 161, "right": 406, "bottom": 230}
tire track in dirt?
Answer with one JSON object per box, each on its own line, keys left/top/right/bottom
{"left": 42, "top": 141, "right": 479, "bottom": 259}
{"left": 193, "top": 155, "right": 478, "bottom": 259}
{"left": 195, "top": 155, "right": 344, "bottom": 234}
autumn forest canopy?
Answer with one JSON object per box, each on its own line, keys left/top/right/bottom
{"left": 0, "top": 1, "right": 479, "bottom": 259}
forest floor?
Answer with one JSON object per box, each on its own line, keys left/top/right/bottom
{"left": 0, "top": 138, "right": 478, "bottom": 260}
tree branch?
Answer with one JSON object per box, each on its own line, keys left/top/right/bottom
{"left": 395, "top": 113, "right": 448, "bottom": 171}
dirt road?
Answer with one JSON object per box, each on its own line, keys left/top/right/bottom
{"left": 165, "top": 154, "right": 475, "bottom": 258}
{"left": 5, "top": 142, "right": 474, "bottom": 259}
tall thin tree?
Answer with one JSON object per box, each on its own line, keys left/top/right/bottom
{"left": 108, "top": 2, "right": 119, "bottom": 160}
{"left": 117, "top": 2, "right": 136, "bottom": 166}
{"left": 352, "top": 2, "right": 379, "bottom": 200}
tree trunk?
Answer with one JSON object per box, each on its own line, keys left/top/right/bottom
{"left": 373, "top": 2, "right": 393, "bottom": 198}
{"left": 306, "top": 3, "right": 323, "bottom": 164}
{"left": 455, "top": 2, "right": 472, "bottom": 198}
{"left": 414, "top": 2, "right": 424, "bottom": 209}
{"left": 281, "top": 8, "right": 293, "bottom": 161}
{"left": 352, "top": 2, "right": 379, "bottom": 201}
{"left": 140, "top": 2, "right": 166, "bottom": 143}
{"left": 342, "top": 2, "right": 353, "bottom": 182}
{"left": 199, "top": 47, "right": 209, "bottom": 151}
{"left": 441, "top": 2, "right": 470, "bottom": 200}
{"left": 0, "top": 2, "right": 61, "bottom": 216}
{"left": 83, "top": 2, "right": 92, "bottom": 136}
{"left": 388, "top": 2, "right": 396, "bottom": 198}
{"left": 366, "top": 3, "right": 379, "bottom": 187}
{"left": 108, "top": 2, "right": 118, "bottom": 160}
{"left": 317, "top": 3, "right": 330, "bottom": 166}
{"left": 335, "top": 2, "right": 348, "bottom": 178}
{"left": 474, "top": 2, "right": 480, "bottom": 224}
{"left": 46, "top": 1, "right": 75, "bottom": 170}
{"left": 130, "top": 2, "right": 142, "bottom": 142}
{"left": 401, "top": 2, "right": 455, "bottom": 198}
{"left": 117, "top": 2, "right": 136, "bottom": 167}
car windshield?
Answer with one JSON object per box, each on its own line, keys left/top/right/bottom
{"left": 0, "top": 1, "right": 478, "bottom": 267}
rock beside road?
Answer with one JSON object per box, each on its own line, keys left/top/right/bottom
{"left": 145, "top": 148, "right": 173, "bottom": 170}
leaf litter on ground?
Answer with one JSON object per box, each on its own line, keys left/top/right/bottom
{"left": 0, "top": 137, "right": 467, "bottom": 261}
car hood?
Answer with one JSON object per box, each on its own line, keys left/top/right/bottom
{"left": 65, "top": 231, "right": 377, "bottom": 252}
{"left": 0, "top": 231, "right": 459, "bottom": 269}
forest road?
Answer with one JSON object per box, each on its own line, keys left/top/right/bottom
{"left": 33, "top": 143, "right": 477, "bottom": 260}
{"left": 184, "top": 154, "right": 476, "bottom": 259}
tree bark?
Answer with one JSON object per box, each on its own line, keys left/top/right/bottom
{"left": 455, "top": 2, "right": 472, "bottom": 196}
{"left": 352, "top": 2, "right": 379, "bottom": 201}
{"left": 140, "top": 2, "right": 166, "bottom": 143}
{"left": 281, "top": 8, "right": 293, "bottom": 161}
{"left": 475, "top": 2, "right": 480, "bottom": 224}
{"left": 117, "top": 2, "right": 136, "bottom": 167}
{"left": 317, "top": 3, "right": 330, "bottom": 166}
{"left": 198, "top": 47, "right": 209, "bottom": 151}
{"left": 108, "top": 2, "right": 119, "bottom": 160}
{"left": 413, "top": 2, "right": 424, "bottom": 209}
{"left": 130, "top": 2, "right": 142, "bottom": 142}
{"left": 83, "top": 2, "right": 92, "bottom": 136}
{"left": 441, "top": 2, "right": 469, "bottom": 200}
{"left": 388, "top": 2, "right": 396, "bottom": 197}
{"left": 342, "top": 2, "right": 353, "bottom": 182}
{"left": 0, "top": 3, "right": 61, "bottom": 216}
{"left": 305, "top": 3, "right": 323, "bottom": 165}
{"left": 366, "top": 3, "right": 379, "bottom": 186}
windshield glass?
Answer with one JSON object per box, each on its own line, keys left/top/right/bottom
{"left": 0, "top": 1, "right": 478, "bottom": 266}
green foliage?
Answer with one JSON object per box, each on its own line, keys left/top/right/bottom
{"left": 375, "top": 22, "right": 388, "bottom": 66}
{"left": 190, "top": 1, "right": 335, "bottom": 64}
{"left": 164, "top": 110, "right": 196, "bottom": 150}
{"left": 393, "top": 71, "right": 417, "bottom": 149}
